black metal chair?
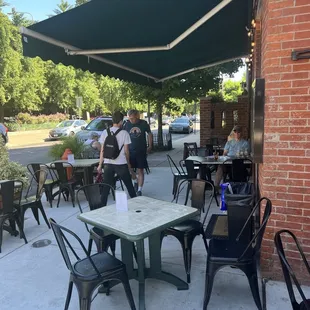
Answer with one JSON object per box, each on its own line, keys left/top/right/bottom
{"left": 274, "top": 230, "right": 310, "bottom": 310}
{"left": 185, "top": 159, "right": 219, "bottom": 207}
{"left": 17, "top": 169, "right": 51, "bottom": 231}
{"left": 167, "top": 154, "right": 188, "bottom": 200}
{"left": 0, "top": 180, "right": 27, "bottom": 253}
{"left": 49, "top": 218, "right": 136, "bottom": 310}
{"left": 162, "top": 179, "right": 214, "bottom": 283}
{"left": 203, "top": 197, "right": 272, "bottom": 310}
{"left": 51, "top": 162, "right": 82, "bottom": 208}
{"left": 76, "top": 183, "right": 120, "bottom": 256}
{"left": 27, "top": 163, "right": 59, "bottom": 208}
{"left": 184, "top": 142, "right": 198, "bottom": 156}
{"left": 205, "top": 144, "right": 214, "bottom": 156}
{"left": 223, "top": 158, "right": 253, "bottom": 182}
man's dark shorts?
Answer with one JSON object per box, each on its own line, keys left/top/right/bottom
{"left": 129, "top": 150, "right": 148, "bottom": 169}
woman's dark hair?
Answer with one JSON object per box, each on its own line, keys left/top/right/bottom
{"left": 112, "top": 111, "right": 124, "bottom": 124}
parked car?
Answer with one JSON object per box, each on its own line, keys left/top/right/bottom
{"left": 0, "top": 123, "right": 8, "bottom": 144}
{"left": 169, "top": 117, "right": 194, "bottom": 134}
{"left": 75, "top": 116, "right": 113, "bottom": 142}
{"left": 49, "top": 119, "right": 88, "bottom": 139}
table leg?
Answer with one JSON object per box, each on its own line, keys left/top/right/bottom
{"left": 121, "top": 239, "right": 135, "bottom": 279}
{"left": 136, "top": 239, "right": 146, "bottom": 310}
{"left": 147, "top": 233, "right": 188, "bottom": 291}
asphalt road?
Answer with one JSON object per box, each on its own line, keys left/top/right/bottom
{"left": 9, "top": 129, "right": 190, "bottom": 167}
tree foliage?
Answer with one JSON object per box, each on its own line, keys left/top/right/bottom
{"left": 9, "top": 8, "right": 33, "bottom": 27}
{"left": 75, "top": 0, "right": 90, "bottom": 6}
{"left": 51, "top": 0, "right": 73, "bottom": 16}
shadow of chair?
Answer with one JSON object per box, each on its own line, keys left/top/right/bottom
{"left": 162, "top": 179, "right": 214, "bottom": 283}
{"left": 203, "top": 197, "right": 272, "bottom": 310}
{"left": 49, "top": 218, "right": 136, "bottom": 310}
{"left": 274, "top": 230, "right": 310, "bottom": 310}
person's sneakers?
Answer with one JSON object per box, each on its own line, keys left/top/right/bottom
{"left": 134, "top": 182, "right": 138, "bottom": 192}
{"left": 136, "top": 190, "right": 142, "bottom": 196}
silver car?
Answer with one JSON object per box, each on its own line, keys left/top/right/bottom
{"left": 49, "top": 120, "right": 87, "bottom": 139}
{"left": 169, "top": 118, "right": 194, "bottom": 134}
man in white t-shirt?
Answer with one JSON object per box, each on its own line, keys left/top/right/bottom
{"left": 98, "top": 111, "right": 136, "bottom": 206}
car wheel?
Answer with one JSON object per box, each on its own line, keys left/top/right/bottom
{"left": 70, "top": 131, "right": 75, "bottom": 136}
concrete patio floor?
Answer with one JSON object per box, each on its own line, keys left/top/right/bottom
{"left": 1, "top": 138, "right": 309, "bottom": 309}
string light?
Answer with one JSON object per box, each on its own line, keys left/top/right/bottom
{"left": 251, "top": 48, "right": 254, "bottom": 53}
{"left": 251, "top": 42, "right": 255, "bottom": 47}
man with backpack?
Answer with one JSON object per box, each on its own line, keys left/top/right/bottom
{"left": 97, "top": 111, "right": 137, "bottom": 206}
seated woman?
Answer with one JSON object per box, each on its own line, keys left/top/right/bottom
{"left": 214, "top": 125, "right": 250, "bottom": 188}
{"left": 83, "top": 132, "right": 101, "bottom": 158}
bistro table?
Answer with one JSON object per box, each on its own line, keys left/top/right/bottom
{"left": 186, "top": 155, "right": 253, "bottom": 165}
{"left": 45, "top": 159, "right": 99, "bottom": 185}
{"left": 78, "top": 196, "right": 199, "bottom": 310}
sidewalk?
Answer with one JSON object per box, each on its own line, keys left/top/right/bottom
{"left": 0, "top": 133, "right": 308, "bottom": 310}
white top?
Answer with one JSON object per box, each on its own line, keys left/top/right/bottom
{"left": 78, "top": 196, "right": 198, "bottom": 241}
{"left": 99, "top": 126, "right": 131, "bottom": 165}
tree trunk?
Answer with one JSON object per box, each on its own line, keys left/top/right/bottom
{"left": 156, "top": 100, "right": 163, "bottom": 148}
{"left": 0, "top": 105, "right": 4, "bottom": 123}
{"left": 147, "top": 101, "right": 151, "bottom": 125}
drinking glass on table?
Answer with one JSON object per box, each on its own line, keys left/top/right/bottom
{"left": 236, "top": 149, "right": 240, "bottom": 158}
{"left": 239, "top": 149, "right": 244, "bottom": 158}
{"left": 244, "top": 149, "right": 249, "bottom": 157}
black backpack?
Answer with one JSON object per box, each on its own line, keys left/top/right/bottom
{"left": 103, "top": 128, "right": 123, "bottom": 159}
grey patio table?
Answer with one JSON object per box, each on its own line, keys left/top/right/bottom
{"left": 78, "top": 196, "right": 199, "bottom": 310}
{"left": 186, "top": 155, "right": 252, "bottom": 165}
{"left": 45, "top": 159, "right": 99, "bottom": 185}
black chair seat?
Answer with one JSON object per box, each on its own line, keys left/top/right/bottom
{"left": 300, "top": 300, "right": 310, "bottom": 310}
{"left": 169, "top": 219, "right": 202, "bottom": 233}
{"left": 208, "top": 239, "right": 254, "bottom": 262}
{"left": 74, "top": 251, "right": 124, "bottom": 279}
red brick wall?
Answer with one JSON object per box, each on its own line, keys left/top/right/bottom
{"left": 258, "top": 0, "right": 310, "bottom": 281}
{"left": 199, "top": 96, "right": 249, "bottom": 146}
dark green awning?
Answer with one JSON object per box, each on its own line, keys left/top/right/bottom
{"left": 21, "top": 0, "right": 252, "bottom": 86}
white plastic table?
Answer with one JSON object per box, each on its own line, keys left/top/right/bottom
{"left": 78, "top": 196, "right": 199, "bottom": 310}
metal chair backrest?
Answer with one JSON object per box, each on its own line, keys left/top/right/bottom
{"left": 175, "top": 178, "right": 214, "bottom": 225}
{"left": 184, "top": 142, "right": 198, "bottom": 156}
{"left": 50, "top": 218, "right": 101, "bottom": 278}
{"left": 205, "top": 144, "right": 214, "bottom": 156}
{"left": 274, "top": 230, "right": 310, "bottom": 310}
{"left": 237, "top": 197, "right": 272, "bottom": 261}
{"left": 25, "top": 169, "right": 48, "bottom": 200}
{"left": 185, "top": 159, "right": 198, "bottom": 179}
{"left": 50, "top": 162, "right": 74, "bottom": 183}
{"left": 1, "top": 180, "right": 23, "bottom": 214}
{"left": 27, "top": 163, "right": 57, "bottom": 182}
{"left": 76, "top": 183, "right": 115, "bottom": 232}
{"left": 167, "top": 154, "right": 182, "bottom": 175}
{"left": 179, "top": 160, "right": 187, "bottom": 174}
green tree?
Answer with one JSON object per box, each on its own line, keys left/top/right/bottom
{"left": 52, "top": 0, "right": 73, "bottom": 15}
{"left": 75, "top": 70, "right": 101, "bottom": 114}
{"left": 13, "top": 57, "right": 48, "bottom": 112}
{"left": 0, "top": 13, "right": 22, "bottom": 122}
{"left": 222, "top": 79, "right": 243, "bottom": 102}
{"left": 44, "top": 62, "right": 76, "bottom": 114}
{"left": 75, "top": 0, "right": 90, "bottom": 6}
{"left": 0, "top": 1, "right": 8, "bottom": 11}
{"left": 9, "top": 8, "right": 33, "bottom": 27}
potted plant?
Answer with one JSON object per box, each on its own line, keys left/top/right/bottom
{"left": 49, "top": 136, "right": 86, "bottom": 160}
{"left": 0, "top": 142, "right": 29, "bottom": 208}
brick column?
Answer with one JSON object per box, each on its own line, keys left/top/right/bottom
{"left": 200, "top": 97, "right": 211, "bottom": 146}
{"left": 259, "top": 0, "right": 310, "bottom": 281}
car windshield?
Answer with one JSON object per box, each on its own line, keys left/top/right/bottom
{"left": 173, "top": 118, "right": 189, "bottom": 124}
{"left": 85, "top": 118, "right": 112, "bottom": 131}
{"left": 57, "top": 121, "right": 74, "bottom": 128}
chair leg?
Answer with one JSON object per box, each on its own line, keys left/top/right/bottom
{"left": 183, "top": 234, "right": 196, "bottom": 283}
{"left": 69, "top": 187, "right": 76, "bottom": 208}
{"left": 201, "top": 229, "right": 209, "bottom": 252}
{"left": 64, "top": 280, "right": 74, "bottom": 310}
{"left": 184, "top": 182, "right": 191, "bottom": 206}
{"left": 119, "top": 271, "right": 136, "bottom": 310}
{"left": 14, "top": 214, "right": 27, "bottom": 244}
{"left": 241, "top": 265, "right": 263, "bottom": 310}
{"left": 203, "top": 261, "right": 218, "bottom": 310}
{"left": 57, "top": 187, "right": 62, "bottom": 208}
{"left": 87, "top": 238, "right": 93, "bottom": 255}
{"left": 31, "top": 206, "right": 40, "bottom": 225}
{"left": 214, "top": 190, "right": 219, "bottom": 207}
{"left": 18, "top": 207, "right": 26, "bottom": 231}
{"left": 45, "top": 186, "right": 54, "bottom": 208}
{"left": 132, "top": 243, "right": 138, "bottom": 263}
{"left": 38, "top": 201, "right": 51, "bottom": 229}
{"left": 0, "top": 219, "right": 4, "bottom": 253}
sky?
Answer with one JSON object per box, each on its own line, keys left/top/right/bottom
{"left": 3, "top": 0, "right": 76, "bottom": 21}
